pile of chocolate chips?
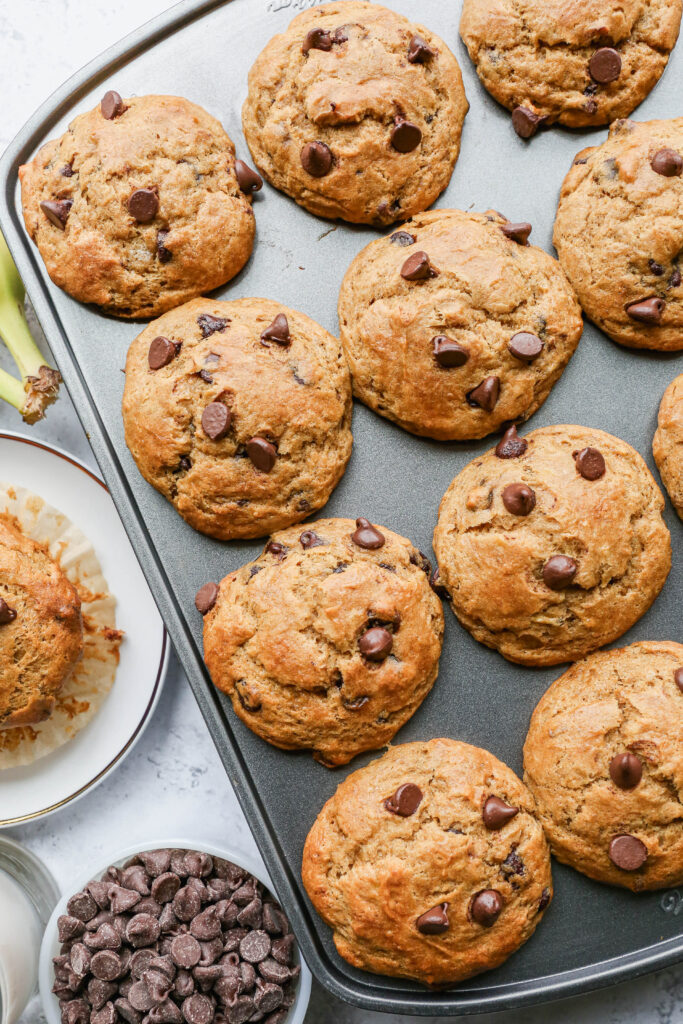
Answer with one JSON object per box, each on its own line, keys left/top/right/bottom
{"left": 52, "top": 849, "right": 300, "bottom": 1024}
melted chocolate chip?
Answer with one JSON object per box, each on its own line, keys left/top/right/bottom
{"left": 195, "top": 583, "right": 219, "bottom": 615}
{"left": 608, "top": 834, "right": 648, "bottom": 871}
{"left": 247, "top": 438, "right": 277, "bottom": 473}
{"left": 508, "top": 332, "right": 543, "bottom": 361}
{"left": 389, "top": 230, "right": 415, "bottom": 246}
{"left": 500, "top": 221, "right": 532, "bottom": 245}
{"left": 400, "top": 251, "right": 436, "bottom": 280}
{"left": 201, "top": 403, "right": 231, "bottom": 441}
{"left": 197, "top": 314, "right": 228, "bottom": 338}
{"left": 675, "top": 667, "right": 683, "bottom": 692}
{"left": 351, "top": 518, "right": 385, "bottom": 549}
{"left": 148, "top": 336, "right": 178, "bottom": 370}
{"left": 391, "top": 119, "right": 422, "bottom": 153}
{"left": 300, "top": 142, "right": 333, "bottom": 177}
{"left": 101, "top": 90, "right": 125, "bottom": 120}
{"left": 265, "top": 541, "right": 287, "bottom": 561}
{"left": 384, "top": 783, "right": 423, "bottom": 817}
{"left": 538, "top": 888, "right": 551, "bottom": 911}
{"left": 343, "top": 695, "right": 369, "bottom": 711}
{"left": 407, "top": 34, "right": 435, "bottom": 63}
{"left": 156, "top": 229, "right": 172, "bottom": 263}
{"left": 495, "top": 424, "right": 527, "bottom": 459}
{"left": 260, "top": 314, "right": 290, "bottom": 346}
{"left": 589, "top": 47, "right": 622, "bottom": 83}
{"left": 467, "top": 376, "right": 500, "bottom": 411}
{"left": 60, "top": 163, "right": 74, "bottom": 177}
{"left": 650, "top": 148, "right": 683, "bottom": 177}
{"left": 512, "top": 107, "right": 543, "bottom": 139}
{"left": 609, "top": 752, "right": 642, "bottom": 789}
{"left": 433, "top": 335, "right": 468, "bottom": 367}
{"left": 127, "top": 188, "right": 159, "bottom": 223}
{"left": 300, "top": 530, "right": 323, "bottom": 549}
{"left": 358, "top": 626, "right": 393, "bottom": 662}
{"left": 302, "top": 27, "right": 333, "bottom": 52}
{"left": 234, "top": 158, "right": 263, "bottom": 195}
{"left": 40, "top": 199, "right": 72, "bottom": 229}
{"left": 649, "top": 259, "right": 665, "bottom": 276}
{"left": 470, "top": 890, "right": 503, "bottom": 927}
{"left": 483, "top": 796, "right": 519, "bottom": 830}
{"left": 502, "top": 483, "right": 535, "bottom": 516}
{"left": 625, "top": 297, "right": 665, "bottom": 324}
{"left": 430, "top": 567, "right": 450, "bottom": 599}
{"left": 542, "top": 555, "right": 577, "bottom": 590}
{"left": 0, "top": 598, "right": 17, "bottom": 625}
{"left": 573, "top": 447, "right": 606, "bottom": 480}
{"left": 416, "top": 903, "right": 449, "bottom": 935}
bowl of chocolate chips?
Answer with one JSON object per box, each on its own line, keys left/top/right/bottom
{"left": 39, "top": 841, "right": 311, "bottom": 1024}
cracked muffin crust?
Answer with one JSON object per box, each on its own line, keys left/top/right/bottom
{"left": 554, "top": 118, "right": 683, "bottom": 351}
{"left": 460, "top": 0, "right": 682, "bottom": 134}
{"left": 338, "top": 208, "right": 583, "bottom": 440}
{"left": 524, "top": 642, "right": 683, "bottom": 891}
{"left": 241, "top": 1, "right": 468, "bottom": 225}
{"left": 201, "top": 518, "right": 444, "bottom": 766}
{"left": 302, "top": 738, "right": 552, "bottom": 985}
{"left": 653, "top": 374, "right": 683, "bottom": 518}
{"left": 122, "top": 299, "right": 352, "bottom": 540}
{"left": 0, "top": 515, "right": 83, "bottom": 729}
{"left": 19, "top": 94, "right": 256, "bottom": 318}
{"left": 433, "top": 425, "right": 671, "bottom": 666}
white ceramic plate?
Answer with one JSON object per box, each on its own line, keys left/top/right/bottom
{"left": 0, "top": 431, "right": 168, "bottom": 825}
{"left": 39, "top": 838, "right": 312, "bottom": 1024}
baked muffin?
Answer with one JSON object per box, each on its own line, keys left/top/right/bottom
{"left": 524, "top": 641, "right": 683, "bottom": 891}
{"left": 242, "top": 1, "right": 468, "bottom": 225}
{"left": 554, "top": 118, "right": 683, "bottom": 351}
{"left": 338, "top": 209, "right": 582, "bottom": 440}
{"left": 122, "top": 299, "right": 352, "bottom": 540}
{"left": 653, "top": 374, "right": 683, "bottom": 518}
{"left": 19, "top": 94, "right": 258, "bottom": 318}
{"left": 200, "top": 518, "right": 443, "bottom": 766}
{"left": 460, "top": 0, "right": 682, "bottom": 136}
{"left": 0, "top": 514, "right": 83, "bottom": 729}
{"left": 302, "top": 738, "right": 552, "bottom": 985}
{"left": 433, "top": 425, "right": 671, "bottom": 666}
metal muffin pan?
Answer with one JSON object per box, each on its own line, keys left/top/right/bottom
{"left": 1, "top": 0, "right": 681, "bottom": 1015}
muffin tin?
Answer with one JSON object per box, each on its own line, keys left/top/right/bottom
{"left": 0, "top": 0, "right": 681, "bottom": 1014}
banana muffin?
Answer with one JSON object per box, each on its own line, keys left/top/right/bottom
{"left": 302, "top": 738, "right": 552, "bottom": 985}
{"left": 242, "top": 1, "right": 468, "bottom": 225}
{"left": 20, "top": 94, "right": 257, "bottom": 318}
{"left": 653, "top": 373, "right": 683, "bottom": 518}
{"left": 338, "top": 208, "right": 583, "bottom": 440}
{"left": 524, "top": 641, "right": 683, "bottom": 891}
{"left": 122, "top": 298, "right": 352, "bottom": 540}
{"left": 0, "top": 514, "right": 83, "bottom": 729}
{"left": 554, "top": 117, "right": 683, "bottom": 350}
{"left": 433, "top": 424, "right": 671, "bottom": 666}
{"left": 200, "top": 518, "right": 444, "bottom": 765}
{"left": 460, "top": 0, "right": 682, "bottom": 136}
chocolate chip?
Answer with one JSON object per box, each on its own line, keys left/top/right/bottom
{"left": 255, "top": 981, "right": 284, "bottom": 1013}
{"left": 512, "top": 107, "right": 542, "bottom": 139}
{"left": 115, "top": 999, "right": 142, "bottom": 1024}
{"left": 108, "top": 886, "right": 141, "bottom": 915}
{"left": 416, "top": 903, "right": 449, "bottom": 935}
{"left": 60, "top": 163, "right": 74, "bottom": 177}
{"left": 92, "top": 1004, "right": 118, "bottom": 1024}
{"left": 181, "top": 994, "right": 214, "bottom": 1024}
{"left": 407, "top": 34, "right": 435, "bottom": 63}
{"left": 130, "top": 950, "right": 157, "bottom": 979}
{"left": 573, "top": 447, "right": 606, "bottom": 480}
{"left": 61, "top": 1000, "right": 90, "bottom": 1024}
{"left": 675, "top": 667, "right": 683, "bottom": 692}
{"left": 467, "top": 376, "right": 500, "bottom": 411}
{"left": 670, "top": 268, "right": 682, "bottom": 288}
{"left": 171, "top": 935, "right": 202, "bottom": 969}
{"left": 609, "top": 834, "right": 648, "bottom": 871}
{"left": 470, "top": 890, "right": 503, "bottom": 926}
{"left": 129, "top": 981, "right": 155, "bottom": 1012}
{"left": 70, "top": 944, "right": 92, "bottom": 978}
{"left": 197, "top": 314, "right": 228, "bottom": 337}
{"left": 649, "top": 258, "right": 665, "bottom": 276}
{"left": 40, "top": 199, "right": 72, "bottom": 229}
{"left": 127, "top": 188, "right": 159, "bottom": 223}
{"left": 501, "top": 221, "right": 532, "bottom": 245}
{"left": 58, "top": 916, "right": 86, "bottom": 943}
{"left": 391, "top": 118, "right": 422, "bottom": 153}
{"left": 149, "top": 1001, "right": 183, "bottom": 1024}
{"left": 89, "top": 979, "right": 119, "bottom": 1010}
{"left": 260, "top": 314, "right": 290, "bottom": 346}
{"left": 542, "top": 555, "right": 577, "bottom": 590}
{"left": 384, "top": 782, "right": 423, "bottom": 817}
{"left": 589, "top": 47, "right": 622, "bottom": 83}
{"left": 483, "top": 796, "right": 520, "bottom": 830}
{"left": 430, "top": 567, "right": 450, "bottom": 599}
{"left": 389, "top": 230, "right": 415, "bottom": 246}
{"left": 262, "top": 903, "right": 288, "bottom": 936}
{"left": 90, "top": 951, "right": 123, "bottom": 982}
{"left": 201, "top": 402, "right": 231, "bottom": 441}
{"left": 351, "top": 517, "right": 385, "bottom": 549}
{"left": 157, "top": 230, "right": 172, "bottom": 263}
{"left": 234, "top": 159, "right": 263, "bottom": 194}
{"left": 236, "top": 897, "right": 263, "bottom": 930}
{"left": 400, "top": 250, "right": 436, "bottom": 280}
{"left": 584, "top": 98, "right": 598, "bottom": 115}
{"left": 650, "top": 148, "right": 683, "bottom": 177}
{"left": 150, "top": 873, "right": 181, "bottom": 904}
{"left": 257, "top": 959, "right": 290, "bottom": 985}
{"left": 148, "top": 336, "right": 178, "bottom": 370}
{"left": 495, "top": 424, "right": 527, "bottom": 458}
{"left": 433, "top": 335, "right": 468, "bottom": 367}
{"left": 190, "top": 906, "right": 221, "bottom": 941}
{"left": 142, "top": 968, "right": 172, "bottom": 1002}
{"left": 122, "top": 865, "right": 151, "bottom": 895}
{"left": 101, "top": 90, "right": 125, "bottom": 119}
{"left": 625, "top": 297, "right": 665, "bottom": 323}
{"left": 126, "top": 914, "right": 160, "bottom": 948}
{"left": 300, "top": 141, "right": 333, "bottom": 177}
{"left": 609, "top": 752, "right": 642, "bottom": 789}
{"left": 67, "top": 891, "right": 98, "bottom": 922}
{"left": 502, "top": 482, "right": 535, "bottom": 516}
{"left": 239, "top": 930, "right": 271, "bottom": 964}
{"left": 358, "top": 626, "right": 393, "bottom": 661}
{"left": 300, "top": 530, "right": 323, "bottom": 548}
{"left": 247, "top": 437, "right": 277, "bottom": 472}
{"left": 508, "top": 332, "right": 543, "bottom": 361}
{"left": 195, "top": 583, "right": 219, "bottom": 616}
{"left": 271, "top": 934, "right": 295, "bottom": 965}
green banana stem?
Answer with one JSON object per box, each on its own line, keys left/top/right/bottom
{"left": 0, "top": 232, "right": 60, "bottom": 423}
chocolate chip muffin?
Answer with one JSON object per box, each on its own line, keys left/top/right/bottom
{"left": 122, "top": 299, "right": 352, "bottom": 540}
{"left": 302, "top": 738, "right": 552, "bottom": 985}
{"left": 338, "top": 209, "right": 583, "bottom": 440}
{"left": 200, "top": 518, "right": 443, "bottom": 766}
{"left": 242, "top": 1, "right": 468, "bottom": 225}
{"left": 554, "top": 118, "right": 683, "bottom": 350}
{"left": 653, "top": 374, "right": 683, "bottom": 518}
{"left": 19, "top": 94, "right": 258, "bottom": 318}
{"left": 433, "top": 425, "right": 671, "bottom": 666}
{"left": 0, "top": 514, "right": 83, "bottom": 729}
{"left": 460, "top": 0, "right": 682, "bottom": 137}
{"left": 524, "top": 641, "right": 683, "bottom": 891}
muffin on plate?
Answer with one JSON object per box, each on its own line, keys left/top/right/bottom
{"left": 554, "top": 117, "right": 683, "bottom": 350}
{"left": 302, "top": 738, "right": 552, "bottom": 985}
{"left": 122, "top": 298, "right": 352, "bottom": 540}
{"left": 433, "top": 425, "right": 671, "bottom": 666}
{"left": 338, "top": 209, "right": 582, "bottom": 440}
{"left": 653, "top": 373, "right": 683, "bottom": 518}
{"left": 460, "top": 0, "right": 682, "bottom": 136}
{"left": 19, "top": 94, "right": 258, "bottom": 318}
{"left": 242, "top": 1, "right": 468, "bottom": 225}
{"left": 524, "top": 641, "right": 683, "bottom": 891}
{"left": 199, "top": 518, "right": 443, "bottom": 765}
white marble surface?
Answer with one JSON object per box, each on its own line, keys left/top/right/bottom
{"left": 1, "top": 1, "right": 682, "bottom": 1022}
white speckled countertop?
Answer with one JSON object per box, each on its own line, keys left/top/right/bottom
{"left": 1, "top": 1, "right": 682, "bottom": 1021}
